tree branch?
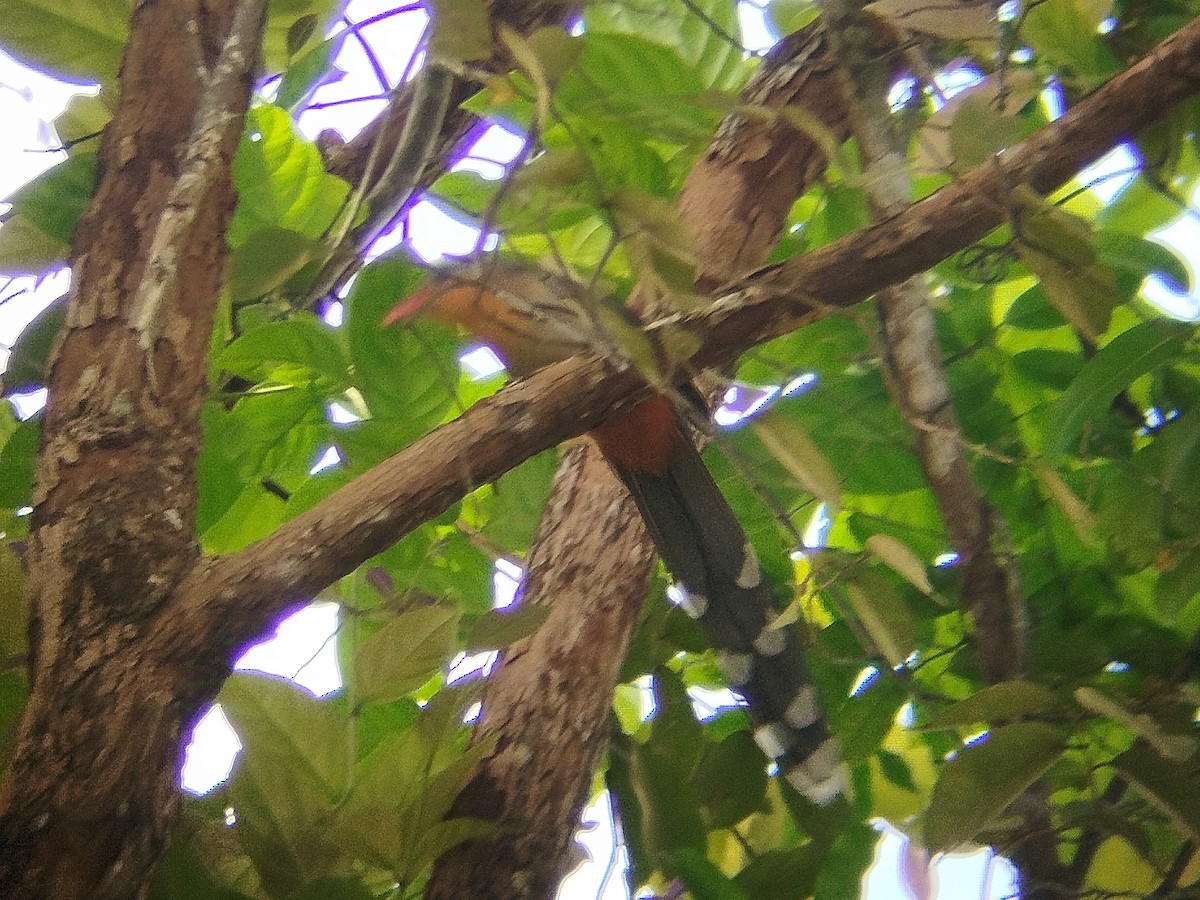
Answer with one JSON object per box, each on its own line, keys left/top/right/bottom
{"left": 189, "top": 14, "right": 1200, "bottom": 659}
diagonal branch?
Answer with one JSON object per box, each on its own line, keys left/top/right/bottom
{"left": 187, "top": 14, "right": 1200, "bottom": 659}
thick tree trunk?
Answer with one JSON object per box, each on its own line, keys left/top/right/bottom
{"left": 0, "top": 1, "right": 263, "bottom": 896}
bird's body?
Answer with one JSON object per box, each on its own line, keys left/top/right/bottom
{"left": 385, "top": 259, "right": 844, "bottom": 804}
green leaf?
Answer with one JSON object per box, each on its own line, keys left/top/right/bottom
{"left": 354, "top": 605, "right": 460, "bottom": 704}
{"left": 766, "top": 0, "right": 820, "bottom": 37}
{"left": 225, "top": 226, "right": 320, "bottom": 301}
{"left": 554, "top": 33, "right": 716, "bottom": 142}
{"left": 463, "top": 603, "right": 550, "bottom": 652}
{"left": 0, "top": 418, "right": 39, "bottom": 508}
{"left": 927, "top": 681, "right": 1057, "bottom": 728}
{"left": 1112, "top": 743, "right": 1200, "bottom": 842}
{"left": 219, "top": 316, "right": 348, "bottom": 386}
{"left": 1042, "top": 319, "right": 1188, "bottom": 458}
{"left": 1022, "top": 0, "right": 1119, "bottom": 85}
{"left": 0, "top": 152, "right": 98, "bottom": 274}
{"left": 734, "top": 846, "right": 823, "bottom": 900}
{"left": 230, "top": 105, "right": 352, "bottom": 244}
{"left": 865, "top": 534, "right": 933, "bottom": 596}
{"left": 277, "top": 32, "right": 345, "bottom": 111}
{"left": 285, "top": 13, "right": 318, "bottom": 57}
{"left": 811, "top": 823, "right": 877, "bottom": 900}
{"left": 846, "top": 573, "right": 916, "bottom": 669}
{"left": 831, "top": 671, "right": 906, "bottom": 764}
{"left": 667, "top": 848, "right": 747, "bottom": 900}
{"left": 629, "top": 738, "right": 708, "bottom": 867}
{"left": 263, "top": 0, "right": 341, "bottom": 73}
{"left": 218, "top": 674, "right": 351, "bottom": 894}
{"left": 924, "top": 722, "right": 1066, "bottom": 852}
{"left": 480, "top": 450, "right": 557, "bottom": 550}
{"left": 3, "top": 300, "right": 64, "bottom": 393}
{"left": 220, "top": 674, "right": 350, "bottom": 798}
{"left": 344, "top": 256, "right": 459, "bottom": 427}
{"left": 691, "top": 730, "right": 768, "bottom": 829}
{"left": 948, "top": 92, "right": 1028, "bottom": 170}
{"left": 0, "top": 0, "right": 127, "bottom": 83}
{"left": 584, "top": 0, "right": 746, "bottom": 92}
{"left": 752, "top": 411, "right": 842, "bottom": 513}
{"left": 1095, "top": 230, "right": 1190, "bottom": 294}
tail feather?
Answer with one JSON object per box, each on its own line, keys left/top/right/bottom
{"left": 611, "top": 438, "right": 845, "bottom": 805}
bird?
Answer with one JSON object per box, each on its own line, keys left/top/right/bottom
{"left": 383, "top": 257, "right": 844, "bottom": 804}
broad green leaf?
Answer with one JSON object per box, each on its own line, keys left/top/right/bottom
{"left": 1112, "top": 743, "right": 1200, "bottom": 842}
{"left": 148, "top": 839, "right": 254, "bottom": 900}
{"left": 346, "top": 262, "right": 459, "bottom": 431}
{"left": 0, "top": 0, "right": 127, "bottom": 83}
{"left": 584, "top": 0, "right": 746, "bottom": 92}
{"left": 766, "top": 0, "right": 820, "bottom": 37}
{"left": 832, "top": 671, "right": 907, "bottom": 764}
{"left": 1082, "top": 837, "right": 1159, "bottom": 898}
{"left": 629, "top": 739, "right": 708, "bottom": 867}
{"left": 734, "top": 846, "right": 823, "bottom": 900}
{"left": 752, "top": 412, "right": 842, "bottom": 513}
{"left": 1095, "top": 230, "right": 1190, "bottom": 294}
{"left": 1034, "top": 465, "right": 1099, "bottom": 546}
{"left": 924, "top": 722, "right": 1066, "bottom": 852}
{"left": 3, "top": 300, "right": 64, "bottom": 393}
{"left": 555, "top": 33, "right": 715, "bottom": 142}
{"left": 354, "top": 605, "right": 460, "bottom": 704}
{"left": 1010, "top": 348, "right": 1081, "bottom": 390}
{"left": 218, "top": 675, "right": 350, "bottom": 893}
{"left": 463, "top": 603, "right": 550, "bottom": 652}
{"left": 501, "top": 26, "right": 581, "bottom": 124}
{"left": 691, "top": 730, "right": 768, "bottom": 829}
{"left": 230, "top": 105, "right": 352, "bottom": 245}
{"left": 812, "top": 823, "right": 877, "bottom": 900}
{"left": 1042, "top": 319, "right": 1188, "bottom": 458}
{"left": 667, "top": 848, "right": 747, "bottom": 900}
{"left": 0, "top": 419, "right": 38, "bottom": 508}
{"left": 1011, "top": 187, "right": 1119, "bottom": 340}
{"left": 0, "top": 152, "right": 97, "bottom": 274}
{"left": 927, "top": 681, "right": 1057, "bottom": 728}
{"left": 276, "top": 32, "right": 346, "bottom": 112}
{"left": 226, "top": 226, "right": 320, "bottom": 301}
{"left": 219, "top": 316, "right": 349, "bottom": 386}
{"left": 263, "top": 0, "right": 341, "bottom": 73}
{"left": 480, "top": 450, "right": 557, "bottom": 550}
{"left": 53, "top": 93, "right": 112, "bottom": 146}
{"left": 220, "top": 674, "right": 350, "bottom": 798}
{"left": 1022, "top": 0, "right": 1119, "bottom": 85}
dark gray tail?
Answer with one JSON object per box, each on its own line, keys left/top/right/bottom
{"left": 612, "top": 438, "right": 844, "bottom": 804}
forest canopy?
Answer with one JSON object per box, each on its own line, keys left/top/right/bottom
{"left": 0, "top": 1, "right": 1199, "bottom": 899}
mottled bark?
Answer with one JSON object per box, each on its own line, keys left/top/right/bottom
{"left": 0, "top": 1, "right": 264, "bottom": 896}
{"left": 425, "top": 23, "right": 852, "bottom": 898}
{"left": 425, "top": 444, "right": 654, "bottom": 899}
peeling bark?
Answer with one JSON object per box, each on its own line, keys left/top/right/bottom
{"left": 0, "top": 1, "right": 265, "bottom": 896}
